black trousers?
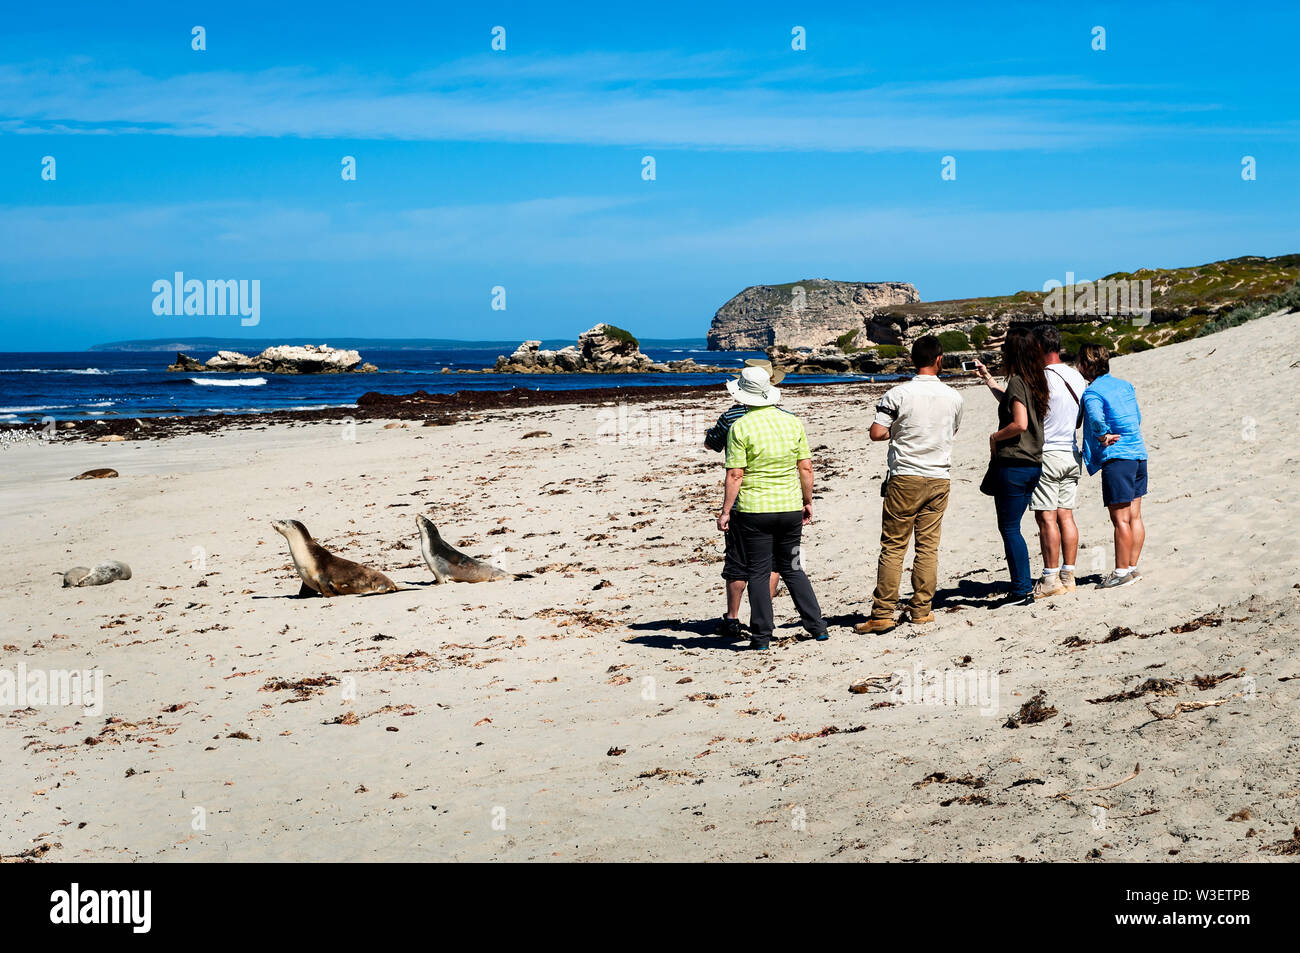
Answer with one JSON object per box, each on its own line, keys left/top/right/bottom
{"left": 731, "top": 510, "right": 826, "bottom": 639}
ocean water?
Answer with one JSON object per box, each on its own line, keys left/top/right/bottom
{"left": 0, "top": 345, "right": 880, "bottom": 422}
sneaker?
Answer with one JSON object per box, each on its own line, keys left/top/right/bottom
{"left": 750, "top": 636, "right": 771, "bottom": 651}
{"left": 1097, "top": 570, "right": 1137, "bottom": 590}
{"left": 717, "top": 616, "right": 743, "bottom": 640}
{"left": 1129, "top": 568, "right": 1142, "bottom": 582}
{"left": 1059, "top": 569, "right": 1076, "bottom": 591}
{"left": 796, "top": 630, "right": 830, "bottom": 642}
{"left": 853, "top": 618, "right": 897, "bottom": 634}
{"left": 1033, "top": 575, "right": 1067, "bottom": 600}
{"left": 999, "top": 593, "right": 1035, "bottom": 607}
{"left": 908, "top": 611, "right": 936, "bottom": 624}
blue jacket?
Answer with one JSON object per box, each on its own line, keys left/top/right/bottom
{"left": 1080, "top": 374, "right": 1147, "bottom": 475}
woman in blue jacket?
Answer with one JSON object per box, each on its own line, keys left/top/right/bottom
{"left": 1077, "top": 344, "right": 1148, "bottom": 589}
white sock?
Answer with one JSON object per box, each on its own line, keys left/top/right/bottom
{"left": 1042, "top": 567, "right": 1059, "bottom": 577}
{"left": 1062, "top": 564, "right": 1075, "bottom": 573}
{"left": 1115, "top": 567, "right": 1132, "bottom": 577}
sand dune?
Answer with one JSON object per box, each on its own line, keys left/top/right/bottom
{"left": 2, "top": 311, "right": 1298, "bottom": 862}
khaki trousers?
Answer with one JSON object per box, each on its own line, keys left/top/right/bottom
{"left": 872, "top": 475, "right": 950, "bottom": 620}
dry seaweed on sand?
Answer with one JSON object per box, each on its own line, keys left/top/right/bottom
{"left": 1261, "top": 827, "right": 1300, "bottom": 855}
{"left": 1145, "top": 699, "right": 1226, "bottom": 721}
{"left": 260, "top": 675, "right": 340, "bottom": 699}
{"left": 1169, "top": 612, "right": 1224, "bottom": 633}
{"left": 1003, "top": 690, "right": 1058, "bottom": 728}
{"left": 913, "top": 772, "right": 986, "bottom": 790}
{"left": 1087, "top": 677, "right": 1182, "bottom": 703}
{"left": 940, "top": 794, "right": 992, "bottom": 807}
{"left": 1191, "top": 667, "right": 1245, "bottom": 690}
{"left": 849, "top": 674, "right": 897, "bottom": 694}
{"left": 777, "top": 724, "right": 868, "bottom": 742}
{"left": 1082, "top": 763, "right": 1140, "bottom": 792}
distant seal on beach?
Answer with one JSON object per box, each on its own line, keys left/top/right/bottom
{"left": 61, "top": 561, "right": 131, "bottom": 587}
{"left": 270, "top": 519, "right": 399, "bottom": 597}
{"left": 415, "top": 515, "right": 521, "bottom": 584}
{"left": 71, "top": 468, "right": 118, "bottom": 480}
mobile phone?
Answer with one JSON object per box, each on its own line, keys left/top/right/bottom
{"left": 961, "top": 360, "right": 979, "bottom": 371}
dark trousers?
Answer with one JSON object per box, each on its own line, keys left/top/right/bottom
{"left": 993, "top": 464, "right": 1042, "bottom": 598}
{"left": 732, "top": 510, "right": 826, "bottom": 639}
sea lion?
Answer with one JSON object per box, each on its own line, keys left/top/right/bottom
{"left": 61, "top": 561, "right": 131, "bottom": 587}
{"left": 71, "top": 468, "right": 119, "bottom": 480}
{"left": 270, "top": 519, "right": 399, "bottom": 597}
{"left": 415, "top": 515, "right": 520, "bottom": 584}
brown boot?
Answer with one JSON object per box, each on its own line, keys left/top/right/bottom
{"left": 854, "top": 617, "right": 897, "bottom": 634}
{"left": 908, "top": 610, "right": 936, "bottom": 624}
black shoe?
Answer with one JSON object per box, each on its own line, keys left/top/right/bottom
{"left": 717, "top": 616, "right": 743, "bottom": 639}
{"left": 1000, "top": 593, "right": 1035, "bottom": 607}
{"left": 750, "top": 636, "right": 771, "bottom": 651}
{"left": 796, "top": 630, "right": 830, "bottom": 642}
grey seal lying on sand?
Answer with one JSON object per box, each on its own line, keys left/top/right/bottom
{"left": 61, "top": 561, "right": 132, "bottom": 587}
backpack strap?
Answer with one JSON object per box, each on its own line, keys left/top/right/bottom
{"left": 1047, "top": 365, "right": 1080, "bottom": 404}
{"left": 1047, "top": 365, "right": 1085, "bottom": 430}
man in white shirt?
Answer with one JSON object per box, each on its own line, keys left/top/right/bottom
{"left": 855, "top": 335, "right": 964, "bottom": 634}
{"left": 1029, "top": 325, "right": 1088, "bottom": 598}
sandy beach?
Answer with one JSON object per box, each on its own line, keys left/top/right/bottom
{"left": 2, "top": 310, "right": 1298, "bottom": 863}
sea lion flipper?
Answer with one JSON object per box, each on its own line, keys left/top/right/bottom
{"left": 297, "top": 581, "right": 320, "bottom": 598}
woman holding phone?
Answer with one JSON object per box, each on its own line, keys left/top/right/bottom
{"left": 974, "top": 327, "right": 1048, "bottom": 606}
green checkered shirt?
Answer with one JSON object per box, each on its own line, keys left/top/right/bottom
{"left": 724, "top": 406, "right": 811, "bottom": 513}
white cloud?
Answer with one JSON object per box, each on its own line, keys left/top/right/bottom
{"left": 0, "top": 54, "right": 1247, "bottom": 151}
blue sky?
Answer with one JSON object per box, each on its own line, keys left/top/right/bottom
{"left": 1, "top": 0, "right": 1297, "bottom": 349}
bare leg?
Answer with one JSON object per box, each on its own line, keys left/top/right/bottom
{"left": 1035, "top": 510, "right": 1060, "bottom": 568}
{"left": 1057, "top": 508, "right": 1079, "bottom": 566}
{"left": 1128, "top": 497, "right": 1145, "bottom": 567}
{"left": 726, "top": 579, "right": 746, "bottom": 618}
{"left": 1107, "top": 503, "right": 1133, "bottom": 570}
{"left": 769, "top": 571, "right": 780, "bottom": 599}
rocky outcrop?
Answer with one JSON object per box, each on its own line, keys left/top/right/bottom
{"left": 707, "top": 279, "right": 920, "bottom": 350}
{"left": 168, "top": 352, "right": 205, "bottom": 372}
{"left": 487, "top": 324, "right": 730, "bottom": 374}
{"left": 168, "top": 344, "right": 378, "bottom": 374}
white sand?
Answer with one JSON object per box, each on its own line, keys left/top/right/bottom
{"left": 2, "top": 311, "right": 1298, "bottom": 862}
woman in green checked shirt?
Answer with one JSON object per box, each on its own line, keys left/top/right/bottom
{"left": 716, "top": 367, "right": 828, "bottom": 650}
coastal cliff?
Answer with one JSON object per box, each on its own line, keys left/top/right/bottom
{"left": 714, "top": 256, "right": 1300, "bottom": 364}
{"left": 707, "top": 279, "right": 920, "bottom": 350}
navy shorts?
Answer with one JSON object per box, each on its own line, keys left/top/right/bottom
{"left": 1101, "top": 458, "right": 1148, "bottom": 507}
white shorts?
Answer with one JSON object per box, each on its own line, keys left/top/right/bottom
{"left": 1031, "top": 448, "right": 1082, "bottom": 511}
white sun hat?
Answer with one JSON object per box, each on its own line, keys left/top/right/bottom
{"left": 726, "top": 366, "right": 782, "bottom": 406}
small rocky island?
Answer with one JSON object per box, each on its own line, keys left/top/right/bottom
{"left": 168, "top": 344, "right": 378, "bottom": 374}
{"left": 483, "top": 324, "right": 729, "bottom": 374}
